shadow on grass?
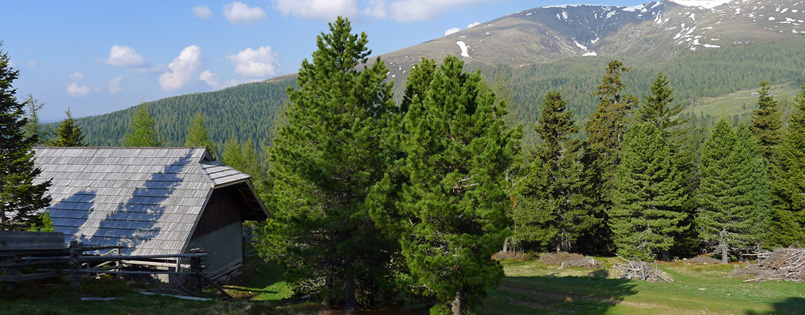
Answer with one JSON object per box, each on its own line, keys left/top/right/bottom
{"left": 481, "top": 274, "right": 638, "bottom": 314}
{"left": 746, "top": 297, "right": 805, "bottom": 315}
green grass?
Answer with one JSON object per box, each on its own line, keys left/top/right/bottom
{"left": 479, "top": 258, "right": 805, "bottom": 315}
{"left": 681, "top": 83, "right": 803, "bottom": 120}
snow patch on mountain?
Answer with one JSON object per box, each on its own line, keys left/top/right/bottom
{"left": 669, "top": 0, "right": 735, "bottom": 9}
{"left": 456, "top": 41, "right": 470, "bottom": 57}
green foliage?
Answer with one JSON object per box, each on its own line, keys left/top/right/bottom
{"left": 221, "top": 136, "right": 268, "bottom": 200}
{"left": 257, "top": 17, "right": 397, "bottom": 311}
{"left": 0, "top": 42, "right": 52, "bottom": 231}
{"left": 21, "top": 94, "right": 49, "bottom": 144}
{"left": 514, "top": 90, "right": 588, "bottom": 252}
{"left": 372, "top": 55, "right": 521, "bottom": 314}
{"left": 184, "top": 112, "right": 215, "bottom": 155}
{"left": 750, "top": 81, "right": 782, "bottom": 165}
{"left": 769, "top": 85, "right": 805, "bottom": 247}
{"left": 610, "top": 122, "right": 689, "bottom": 260}
{"left": 637, "top": 73, "right": 686, "bottom": 137}
{"left": 52, "top": 108, "right": 86, "bottom": 147}
{"left": 26, "top": 211, "right": 54, "bottom": 232}
{"left": 122, "top": 104, "right": 162, "bottom": 147}
{"left": 698, "top": 120, "right": 770, "bottom": 262}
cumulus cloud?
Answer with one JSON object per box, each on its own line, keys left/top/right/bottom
{"left": 388, "top": 0, "right": 492, "bottom": 22}
{"left": 224, "top": 1, "right": 267, "bottom": 24}
{"left": 69, "top": 72, "right": 84, "bottom": 80}
{"left": 199, "top": 70, "right": 222, "bottom": 89}
{"left": 109, "top": 76, "right": 123, "bottom": 94}
{"left": 363, "top": 0, "right": 387, "bottom": 18}
{"left": 103, "top": 45, "right": 147, "bottom": 67}
{"left": 67, "top": 82, "right": 91, "bottom": 96}
{"left": 274, "top": 0, "right": 358, "bottom": 20}
{"left": 193, "top": 4, "right": 213, "bottom": 19}
{"left": 159, "top": 45, "right": 202, "bottom": 91}
{"left": 229, "top": 46, "right": 280, "bottom": 77}
{"left": 467, "top": 22, "right": 480, "bottom": 28}
{"left": 444, "top": 27, "right": 460, "bottom": 36}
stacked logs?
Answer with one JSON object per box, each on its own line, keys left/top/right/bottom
{"left": 743, "top": 248, "right": 805, "bottom": 282}
{"left": 613, "top": 257, "right": 673, "bottom": 282}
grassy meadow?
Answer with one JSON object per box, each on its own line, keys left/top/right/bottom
{"left": 2, "top": 255, "right": 804, "bottom": 314}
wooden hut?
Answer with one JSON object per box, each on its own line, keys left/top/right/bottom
{"left": 33, "top": 147, "right": 268, "bottom": 278}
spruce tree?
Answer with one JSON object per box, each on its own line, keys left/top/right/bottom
{"left": 750, "top": 81, "right": 782, "bottom": 165}
{"left": 0, "top": 43, "right": 52, "bottom": 230}
{"left": 258, "top": 17, "right": 396, "bottom": 311}
{"left": 769, "top": 85, "right": 805, "bottom": 246}
{"left": 52, "top": 107, "right": 85, "bottom": 147}
{"left": 184, "top": 112, "right": 215, "bottom": 155}
{"left": 580, "top": 60, "right": 637, "bottom": 253}
{"left": 610, "top": 122, "right": 689, "bottom": 260}
{"left": 123, "top": 104, "right": 162, "bottom": 147}
{"left": 373, "top": 55, "right": 520, "bottom": 314}
{"left": 514, "top": 90, "right": 587, "bottom": 252}
{"left": 698, "top": 120, "right": 770, "bottom": 263}
{"left": 637, "top": 73, "right": 686, "bottom": 139}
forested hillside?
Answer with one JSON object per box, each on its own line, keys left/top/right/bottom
{"left": 71, "top": 77, "right": 294, "bottom": 148}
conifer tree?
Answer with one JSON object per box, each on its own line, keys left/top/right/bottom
{"left": 0, "top": 43, "right": 51, "bottom": 230}
{"left": 750, "top": 81, "right": 782, "bottom": 165}
{"left": 580, "top": 60, "right": 638, "bottom": 253}
{"left": 514, "top": 90, "right": 587, "bottom": 252}
{"left": 184, "top": 112, "right": 215, "bottom": 155}
{"left": 637, "top": 73, "right": 686, "bottom": 139}
{"left": 698, "top": 120, "right": 770, "bottom": 263}
{"left": 372, "top": 55, "right": 520, "bottom": 314}
{"left": 258, "top": 17, "right": 396, "bottom": 311}
{"left": 769, "top": 85, "right": 805, "bottom": 246}
{"left": 52, "top": 108, "right": 85, "bottom": 147}
{"left": 610, "top": 122, "right": 689, "bottom": 260}
{"left": 123, "top": 104, "right": 162, "bottom": 147}
{"left": 22, "top": 94, "right": 47, "bottom": 144}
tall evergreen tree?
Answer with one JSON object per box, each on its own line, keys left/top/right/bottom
{"left": 769, "top": 85, "right": 805, "bottom": 246}
{"left": 22, "top": 94, "right": 47, "bottom": 144}
{"left": 637, "top": 73, "right": 686, "bottom": 138}
{"left": 123, "top": 104, "right": 162, "bottom": 147}
{"left": 580, "top": 60, "right": 638, "bottom": 253}
{"left": 514, "top": 90, "right": 587, "bottom": 252}
{"left": 0, "top": 43, "right": 52, "bottom": 230}
{"left": 258, "top": 17, "right": 396, "bottom": 311}
{"left": 372, "top": 55, "right": 521, "bottom": 314}
{"left": 52, "top": 107, "right": 85, "bottom": 147}
{"left": 698, "top": 120, "right": 770, "bottom": 263}
{"left": 750, "top": 81, "right": 782, "bottom": 165}
{"left": 610, "top": 122, "right": 689, "bottom": 260}
{"left": 184, "top": 112, "right": 215, "bottom": 155}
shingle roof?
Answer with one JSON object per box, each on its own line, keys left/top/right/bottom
{"left": 33, "top": 147, "right": 266, "bottom": 256}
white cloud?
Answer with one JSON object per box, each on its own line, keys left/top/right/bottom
{"left": 444, "top": 27, "right": 460, "bottom": 36}
{"left": 69, "top": 72, "right": 84, "bottom": 80}
{"left": 274, "top": 0, "right": 358, "bottom": 20}
{"left": 193, "top": 4, "right": 213, "bottom": 19}
{"left": 389, "top": 0, "right": 492, "bottom": 22}
{"left": 467, "top": 22, "right": 480, "bottom": 28}
{"left": 159, "top": 45, "right": 202, "bottom": 91}
{"left": 229, "top": 46, "right": 280, "bottom": 77}
{"left": 27, "top": 60, "right": 37, "bottom": 67}
{"left": 103, "top": 45, "right": 148, "bottom": 67}
{"left": 224, "top": 1, "right": 267, "bottom": 24}
{"left": 199, "top": 70, "right": 221, "bottom": 89}
{"left": 67, "top": 82, "right": 91, "bottom": 96}
{"left": 363, "top": 0, "right": 387, "bottom": 18}
{"left": 109, "top": 76, "right": 123, "bottom": 94}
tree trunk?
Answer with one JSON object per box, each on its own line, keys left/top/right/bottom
{"left": 556, "top": 239, "right": 561, "bottom": 253}
{"left": 719, "top": 230, "right": 728, "bottom": 264}
{"left": 452, "top": 290, "right": 465, "bottom": 315}
{"left": 344, "top": 262, "right": 357, "bottom": 313}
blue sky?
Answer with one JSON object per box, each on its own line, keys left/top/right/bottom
{"left": 1, "top": 0, "right": 647, "bottom": 122}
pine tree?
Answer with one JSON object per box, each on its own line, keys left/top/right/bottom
{"left": 22, "top": 94, "right": 47, "bottom": 144}
{"left": 258, "top": 17, "right": 396, "bottom": 311}
{"left": 637, "top": 73, "right": 686, "bottom": 138}
{"left": 580, "top": 60, "right": 638, "bottom": 253}
{"left": 750, "top": 81, "right": 782, "bottom": 165}
{"left": 184, "top": 112, "right": 215, "bottom": 155}
{"left": 514, "top": 90, "right": 587, "bottom": 252}
{"left": 123, "top": 104, "right": 162, "bottom": 147}
{"left": 610, "top": 122, "right": 689, "bottom": 260}
{"left": 698, "top": 120, "right": 770, "bottom": 263}
{"left": 373, "top": 55, "right": 521, "bottom": 314}
{"left": 52, "top": 107, "right": 85, "bottom": 147}
{"left": 769, "top": 85, "right": 805, "bottom": 246}
{"left": 0, "top": 43, "right": 52, "bottom": 230}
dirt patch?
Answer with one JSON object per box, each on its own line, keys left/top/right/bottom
{"left": 538, "top": 252, "right": 604, "bottom": 269}
{"left": 685, "top": 255, "right": 721, "bottom": 265}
